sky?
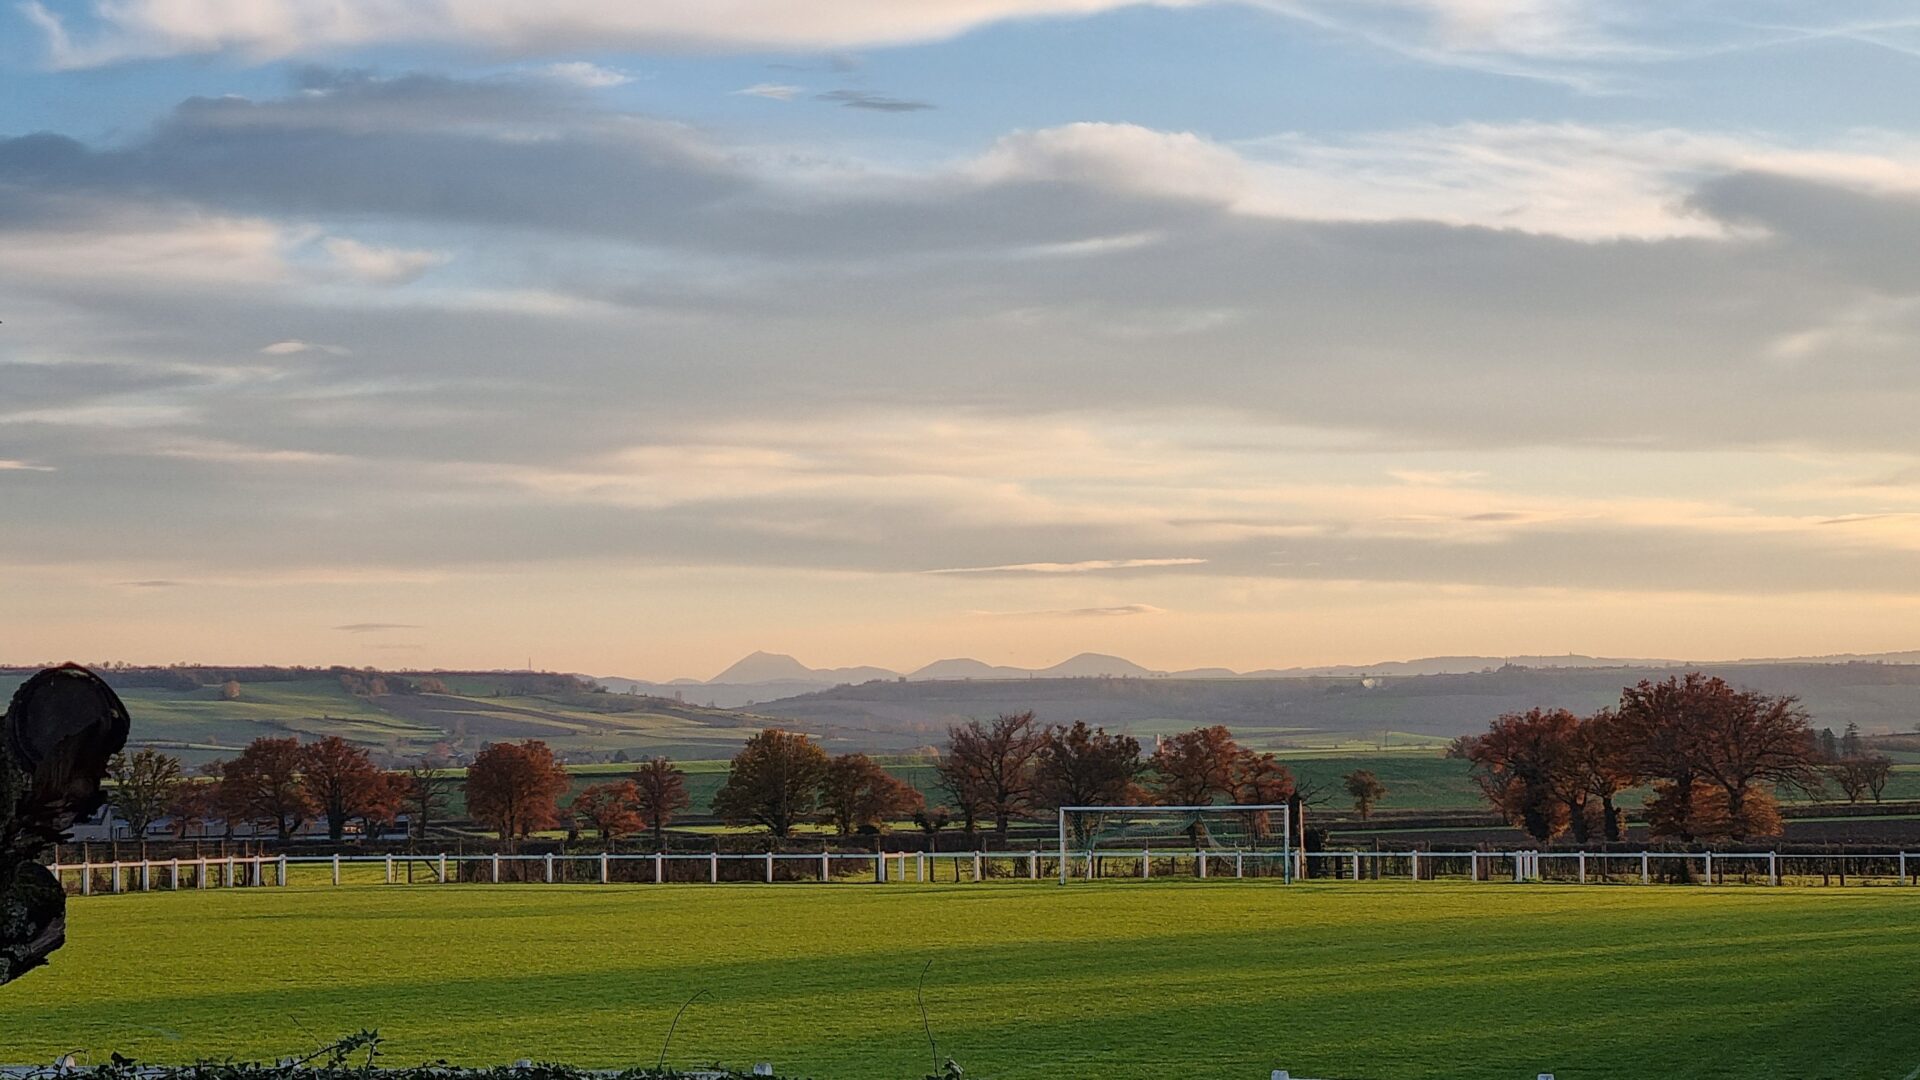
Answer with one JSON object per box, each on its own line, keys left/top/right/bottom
{"left": 7, "top": 2, "right": 1920, "bottom": 681}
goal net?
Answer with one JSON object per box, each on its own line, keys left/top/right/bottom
{"left": 1056, "top": 804, "right": 1293, "bottom": 883}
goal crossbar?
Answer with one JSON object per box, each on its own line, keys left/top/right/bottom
{"left": 1056, "top": 804, "right": 1292, "bottom": 885}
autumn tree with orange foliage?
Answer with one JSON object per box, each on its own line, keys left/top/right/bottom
{"left": 571, "top": 780, "right": 643, "bottom": 841}
{"left": 1463, "top": 707, "right": 1581, "bottom": 843}
{"left": 465, "top": 739, "right": 571, "bottom": 846}
{"left": 820, "top": 753, "right": 924, "bottom": 835}
{"left": 631, "top": 757, "right": 692, "bottom": 848}
{"left": 1150, "top": 725, "right": 1242, "bottom": 805}
{"left": 300, "top": 735, "right": 384, "bottom": 840}
{"left": 220, "top": 736, "right": 312, "bottom": 840}
{"left": 1616, "top": 673, "right": 1820, "bottom": 841}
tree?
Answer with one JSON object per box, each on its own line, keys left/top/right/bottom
{"left": 1033, "top": 722, "right": 1143, "bottom": 843}
{"left": 1226, "top": 750, "right": 1295, "bottom": 841}
{"left": 632, "top": 757, "right": 692, "bottom": 849}
{"left": 107, "top": 748, "right": 184, "bottom": 838}
{"left": 1840, "top": 722, "right": 1863, "bottom": 760}
{"left": 1565, "top": 710, "right": 1637, "bottom": 842}
{"left": 1611, "top": 673, "right": 1819, "bottom": 841}
{"left": 913, "top": 806, "right": 952, "bottom": 850}
{"left": 166, "top": 777, "right": 220, "bottom": 839}
{"left": 1462, "top": 708, "right": 1581, "bottom": 843}
{"left": 821, "top": 753, "right": 924, "bottom": 835}
{"left": 1614, "top": 674, "right": 1719, "bottom": 841}
{"left": 711, "top": 729, "right": 830, "bottom": 838}
{"left": 220, "top": 737, "right": 312, "bottom": 840}
{"left": 1343, "top": 770, "right": 1387, "bottom": 819}
{"left": 938, "top": 712, "right": 1043, "bottom": 841}
{"left": 1150, "top": 726, "right": 1242, "bottom": 806}
{"left": 219, "top": 680, "right": 242, "bottom": 701}
{"left": 356, "top": 772, "right": 409, "bottom": 839}
{"left": 402, "top": 756, "right": 457, "bottom": 840}
{"left": 571, "top": 781, "right": 643, "bottom": 840}
{"left": 300, "top": 736, "right": 383, "bottom": 841}
{"left": 464, "top": 740, "right": 571, "bottom": 845}
{"left": 1828, "top": 754, "right": 1894, "bottom": 804}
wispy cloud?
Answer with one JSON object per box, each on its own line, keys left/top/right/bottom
{"left": 734, "top": 83, "right": 803, "bottom": 101}
{"left": 260, "top": 340, "right": 351, "bottom": 356}
{"left": 0, "top": 460, "right": 56, "bottom": 472}
{"left": 538, "top": 62, "right": 633, "bottom": 88}
{"left": 817, "top": 89, "right": 934, "bottom": 112}
{"left": 332, "top": 622, "right": 423, "bottom": 633}
{"left": 971, "top": 603, "right": 1167, "bottom": 618}
{"left": 928, "top": 558, "right": 1208, "bottom": 574}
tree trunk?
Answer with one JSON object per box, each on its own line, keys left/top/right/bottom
{"left": 1601, "top": 795, "right": 1622, "bottom": 842}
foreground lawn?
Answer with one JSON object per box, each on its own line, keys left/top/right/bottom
{"left": 5, "top": 882, "right": 1919, "bottom": 1079}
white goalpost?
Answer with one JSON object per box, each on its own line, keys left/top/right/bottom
{"left": 1056, "top": 804, "right": 1293, "bottom": 884}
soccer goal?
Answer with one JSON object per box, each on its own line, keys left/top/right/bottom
{"left": 1056, "top": 804, "right": 1293, "bottom": 884}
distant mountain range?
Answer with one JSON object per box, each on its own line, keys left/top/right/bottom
{"left": 590, "top": 648, "right": 1920, "bottom": 710}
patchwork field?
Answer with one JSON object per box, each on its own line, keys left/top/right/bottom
{"left": 8, "top": 882, "right": 1920, "bottom": 1079}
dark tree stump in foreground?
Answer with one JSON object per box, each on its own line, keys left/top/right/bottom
{"left": 2, "top": 664, "right": 129, "bottom": 984}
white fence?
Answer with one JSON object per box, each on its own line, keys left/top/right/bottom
{"left": 46, "top": 848, "right": 1920, "bottom": 894}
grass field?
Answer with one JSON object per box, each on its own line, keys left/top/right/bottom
{"left": 8, "top": 883, "right": 1920, "bottom": 1079}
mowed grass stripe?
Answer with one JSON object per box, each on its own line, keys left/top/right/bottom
{"left": 5, "top": 883, "right": 1918, "bottom": 1079}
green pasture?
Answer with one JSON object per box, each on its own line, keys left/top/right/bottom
{"left": 9, "top": 881, "right": 1920, "bottom": 1079}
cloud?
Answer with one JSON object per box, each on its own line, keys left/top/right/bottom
{"left": 1392, "top": 469, "right": 1488, "bottom": 486}
{"left": 538, "top": 62, "right": 634, "bottom": 88}
{"left": 25, "top": 0, "right": 1203, "bottom": 67}
{"left": 118, "top": 580, "right": 185, "bottom": 588}
{"left": 260, "top": 340, "right": 352, "bottom": 356}
{"left": 971, "top": 604, "right": 1167, "bottom": 618}
{"left": 734, "top": 83, "right": 804, "bottom": 101}
{"left": 321, "top": 238, "right": 449, "bottom": 284}
{"left": 816, "top": 90, "right": 935, "bottom": 112}
{"left": 0, "top": 460, "right": 56, "bottom": 472}
{"left": 332, "top": 623, "right": 423, "bottom": 633}
{"left": 928, "top": 558, "right": 1210, "bottom": 574}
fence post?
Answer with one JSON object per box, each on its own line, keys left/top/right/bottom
{"left": 279, "top": 855, "right": 288, "bottom": 886}
{"left": 1901, "top": 851, "right": 1909, "bottom": 886}
{"left": 917, "top": 852, "right": 927, "bottom": 882}
{"left": 710, "top": 852, "right": 719, "bottom": 883}
{"left": 1410, "top": 851, "right": 1419, "bottom": 881}
{"left": 545, "top": 853, "right": 555, "bottom": 883}
{"left": 973, "top": 851, "right": 983, "bottom": 882}
{"left": 1703, "top": 851, "right": 1713, "bottom": 885}
{"left": 764, "top": 852, "right": 774, "bottom": 884}
{"left": 1237, "top": 852, "right": 1246, "bottom": 879}
{"left": 655, "top": 852, "right": 665, "bottom": 884}
{"left": 1769, "top": 851, "right": 1779, "bottom": 886}
{"left": 492, "top": 854, "right": 500, "bottom": 883}
{"left": 599, "top": 853, "right": 609, "bottom": 884}
{"left": 79, "top": 864, "right": 91, "bottom": 896}
{"left": 1141, "top": 848, "right": 1151, "bottom": 880}
{"left": 1029, "top": 852, "right": 1039, "bottom": 880}
{"left": 1198, "top": 852, "right": 1208, "bottom": 880}
{"left": 1641, "top": 852, "right": 1649, "bottom": 884}
{"left": 1577, "top": 852, "right": 1586, "bottom": 885}
{"left": 438, "top": 854, "right": 447, "bottom": 884}
{"left": 171, "top": 858, "right": 181, "bottom": 891}
{"left": 332, "top": 854, "right": 341, "bottom": 886}
{"left": 820, "top": 851, "right": 830, "bottom": 882}
{"left": 876, "top": 853, "right": 885, "bottom": 884}
{"left": 384, "top": 854, "right": 394, "bottom": 884}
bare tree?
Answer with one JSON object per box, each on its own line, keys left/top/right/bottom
{"left": 938, "top": 712, "right": 1043, "bottom": 842}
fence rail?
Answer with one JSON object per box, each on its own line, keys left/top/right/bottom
{"left": 45, "top": 848, "right": 1920, "bottom": 895}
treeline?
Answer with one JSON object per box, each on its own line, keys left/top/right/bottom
{"left": 1454, "top": 672, "right": 1895, "bottom": 844}
{"left": 105, "top": 714, "right": 1395, "bottom": 851}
